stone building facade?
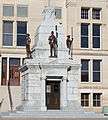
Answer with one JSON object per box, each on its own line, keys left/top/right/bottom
{"left": 0, "top": 0, "right": 108, "bottom": 113}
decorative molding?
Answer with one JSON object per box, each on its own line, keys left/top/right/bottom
{"left": 79, "top": 86, "right": 103, "bottom": 89}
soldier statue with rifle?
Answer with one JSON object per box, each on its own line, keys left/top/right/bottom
{"left": 26, "top": 33, "right": 32, "bottom": 58}
{"left": 66, "top": 35, "right": 73, "bottom": 59}
{"left": 48, "top": 31, "right": 57, "bottom": 57}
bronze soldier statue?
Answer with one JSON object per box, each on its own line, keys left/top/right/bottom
{"left": 26, "top": 33, "right": 32, "bottom": 58}
{"left": 66, "top": 35, "right": 73, "bottom": 57}
{"left": 48, "top": 31, "right": 57, "bottom": 57}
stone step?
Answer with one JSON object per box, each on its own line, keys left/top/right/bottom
{"left": 0, "top": 117, "right": 108, "bottom": 120}
{"left": 0, "top": 111, "right": 104, "bottom": 119}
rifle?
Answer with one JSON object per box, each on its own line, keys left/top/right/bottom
{"left": 70, "top": 27, "right": 73, "bottom": 60}
{"left": 55, "top": 25, "right": 58, "bottom": 57}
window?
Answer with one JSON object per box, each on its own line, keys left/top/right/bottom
{"left": 3, "top": 5, "right": 14, "bottom": 16}
{"left": 1, "top": 58, "right": 7, "bottom": 85}
{"left": 81, "top": 60, "right": 89, "bottom": 82}
{"left": 3, "top": 21, "right": 13, "bottom": 46}
{"left": 17, "top": 5, "right": 28, "bottom": 17}
{"left": 93, "top": 60, "right": 101, "bottom": 82}
{"left": 55, "top": 8, "right": 62, "bottom": 19}
{"left": 93, "top": 93, "right": 102, "bottom": 107}
{"left": 17, "top": 21, "right": 27, "bottom": 46}
{"left": 81, "top": 23, "right": 89, "bottom": 48}
{"left": 9, "top": 58, "right": 20, "bottom": 86}
{"left": 81, "top": 93, "right": 90, "bottom": 107}
{"left": 92, "top": 8, "right": 101, "bottom": 20}
{"left": 93, "top": 24, "right": 100, "bottom": 48}
{"left": 81, "top": 8, "right": 89, "bottom": 19}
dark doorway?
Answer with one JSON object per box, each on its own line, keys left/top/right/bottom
{"left": 46, "top": 81, "right": 60, "bottom": 110}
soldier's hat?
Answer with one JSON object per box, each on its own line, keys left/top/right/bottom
{"left": 67, "top": 35, "right": 70, "bottom": 38}
{"left": 51, "top": 31, "right": 54, "bottom": 34}
{"left": 26, "top": 33, "right": 30, "bottom": 36}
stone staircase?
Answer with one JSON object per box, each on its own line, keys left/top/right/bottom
{"left": 0, "top": 116, "right": 108, "bottom": 120}
{"left": 0, "top": 110, "right": 107, "bottom": 120}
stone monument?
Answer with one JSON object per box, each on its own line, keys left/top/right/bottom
{"left": 18, "top": 6, "right": 81, "bottom": 112}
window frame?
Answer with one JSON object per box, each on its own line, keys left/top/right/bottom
{"left": 93, "top": 93, "right": 102, "bottom": 107}
{"left": 9, "top": 58, "right": 20, "bottom": 86}
{"left": 81, "top": 23, "right": 89, "bottom": 48}
{"left": 55, "top": 7, "right": 62, "bottom": 19}
{"left": 3, "top": 21, "right": 13, "bottom": 46}
{"left": 92, "top": 60, "right": 102, "bottom": 82}
{"left": 92, "top": 8, "right": 101, "bottom": 20}
{"left": 81, "top": 93, "right": 90, "bottom": 107}
{"left": 92, "top": 24, "right": 101, "bottom": 49}
{"left": 1, "top": 57, "right": 25, "bottom": 86}
{"left": 17, "top": 5, "right": 28, "bottom": 17}
{"left": 81, "top": 59, "right": 90, "bottom": 82}
{"left": 81, "top": 7, "right": 89, "bottom": 19}
{"left": 1, "top": 57, "right": 7, "bottom": 85}
{"left": 3, "top": 4, "right": 14, "bottom": 17}
{"left": 17, "top": 21, "right": 27, "bottom": 46}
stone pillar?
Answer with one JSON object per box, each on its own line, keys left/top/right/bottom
{"left": 61, "top": 77, "right": 67, "bottom": 109}
{"left": 41, "top": 77, "right": 47, "bottom": 111}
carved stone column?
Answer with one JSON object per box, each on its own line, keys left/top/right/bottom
{"left": 41, "top": 76, "right": 47, "bottom": 111}
{"left": 61, "top": 77, "right": 67, "bottom": 109}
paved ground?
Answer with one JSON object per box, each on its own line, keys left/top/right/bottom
{"left": 0, "top": 118, "right": 108, "bottom": 120}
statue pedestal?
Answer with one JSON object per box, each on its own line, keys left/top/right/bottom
{"left": 18, "top": 57, "right": 81, "bottom": 112}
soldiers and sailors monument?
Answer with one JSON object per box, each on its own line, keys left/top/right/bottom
{"left": 18, "top": 0, "right": 81, "bottom": 112}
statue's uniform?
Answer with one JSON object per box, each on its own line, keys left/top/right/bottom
{"left": 48, "top": 34, "right": 57, "bottom": 57}
{"left": 26, "top": 37, "right": 31, "bottom": 58}
{"left": 66, "top": 37, "right": 72, "bottom": 55}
